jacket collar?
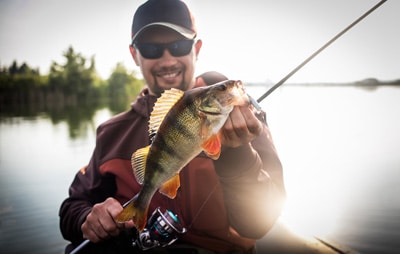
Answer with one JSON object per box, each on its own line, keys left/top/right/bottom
{"left": 131, "top": 87, "right": 158, "bottom": 118}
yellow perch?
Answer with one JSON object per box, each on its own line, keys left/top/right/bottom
{"left": 116, "top": 80, "right": 249, "bottom": 231}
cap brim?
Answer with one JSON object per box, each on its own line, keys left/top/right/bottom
{"left": 132, "top": 22, "right": 196, "bottom": 44}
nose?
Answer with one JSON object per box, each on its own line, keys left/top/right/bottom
{"left": 159, "top": 49, "right": 178, "bottom": 65}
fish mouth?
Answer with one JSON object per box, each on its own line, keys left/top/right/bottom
{"left": 197, "top": 80, "right": 249, "bottom": 115}
{"left": 199, "top": 108, "right": 224, "bottom": 115}
{"left": 219, "top": 80, "right": 249, "bottom": 106}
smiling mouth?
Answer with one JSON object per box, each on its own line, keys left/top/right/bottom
{"left": 156, "top": 69, "right": 182, "bottom": 79}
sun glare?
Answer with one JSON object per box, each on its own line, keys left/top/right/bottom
{"left": 278, "top": 168, "right": 346, "bottom": 238}
{"left": 274, "top": 145, "right": 349, "bottom": 238}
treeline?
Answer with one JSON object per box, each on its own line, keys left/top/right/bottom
{"left": 0, "top": 46, "right": 145, "bottom": 116}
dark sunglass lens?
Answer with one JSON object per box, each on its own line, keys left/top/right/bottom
{"left": 137, "top": 44, "right": 163, "bottom": 59}
{"left": 136, "top": 40, "right": 194, "bottom": 59}
{"left": 168, "top": 40, "right": 193, "bottom": 57}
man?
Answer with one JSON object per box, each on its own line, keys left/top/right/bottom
{"left": 59, "top": 0, "right": 285, "bottom": 253}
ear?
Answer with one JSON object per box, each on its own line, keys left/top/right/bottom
{"left": 129, "top": 45, "right": 140, "bottom": 66}
{"left": 194, "top": 39, "right": 202, "bottom": 59}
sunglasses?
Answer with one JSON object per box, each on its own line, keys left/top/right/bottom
{"left": 133, "top": 40, "right": 195, "bottom": 59}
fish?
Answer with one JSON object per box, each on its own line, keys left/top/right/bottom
{"left": 116, "top": 80, "right": 249, "bottom": 231}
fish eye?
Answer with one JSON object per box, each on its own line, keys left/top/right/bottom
{"left": 217, "top": 84, "right": 227, "bottom": 91}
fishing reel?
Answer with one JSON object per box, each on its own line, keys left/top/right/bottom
{"left": 131, "top": 207, "right": 187, "bottom": 251}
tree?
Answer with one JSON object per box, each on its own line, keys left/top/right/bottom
{"left": 108, "top": 62, "right": 144, "bottom": 113}
{"left": 48, "top": 46, "right": 99, "bottom": 102}
{"left": 0, "top": 61, "right": 45, "bottom": 111}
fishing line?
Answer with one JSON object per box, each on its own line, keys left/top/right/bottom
{"left": 187, "top": 183, "right": 219, "bottom": 230}
{"left": 255, "top": 0, "right": 387, "bottom": 104}
{"left": 69, "top": 1, "right": 387, "bottom": 253}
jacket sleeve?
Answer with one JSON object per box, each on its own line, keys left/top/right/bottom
{"left": 59, "top": 126, "right": 117, "bottom": 244}
{"left": 213, "top": 115, "right": 286, "bottom": 239}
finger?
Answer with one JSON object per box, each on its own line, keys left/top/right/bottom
{"left": 88, "top": 211, "right": 110, "bottom": 240}
{"left": 92, "top": 221, "right": 109, "bottom": 241}
{"left": 239, "top": 106, "right": 263, "bottom": 135}
{"left": 98, "top": 217, "right": 120, "bottom": 237}
{"left": 82, "top": 217, "right": 107, "bottom": 243}
{"left": 83, "top": 231, "right": 101, "bottom": 243}
{"left": 230, "top": 106, "right": 246, "bottom": 125}
{"left": 123, "top": 220, "right": 136, "bottom": 229}
{"left": 221, "top": 111, "right": 239, "bottom": 143}
{"left": 219, "top": 108, "right": 245, "bottom": 147}
{"left": 229, "top": 107, "right": 251, "bottom": 137}
{"left": 82, "top": 199, "right": 122, "bottom": 242}
{"left": 101, "top": 198, "right": 123, "bottom": 237}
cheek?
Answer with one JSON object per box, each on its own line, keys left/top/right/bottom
{"left": 183, "top": 54, "right": 197, "bottom": 76}
{"left": 138, "top": 61, "right": 157, "bottom": 85}
{"left": 139, "top": 60, "right": 154, "bottom": 76}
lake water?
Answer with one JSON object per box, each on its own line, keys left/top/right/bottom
{"left": 1, "top": 85, "right": 399, "bottom": 254}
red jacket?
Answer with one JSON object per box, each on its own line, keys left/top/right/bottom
{"left": 59, "top": 74, "right": 285, "bottom": 253}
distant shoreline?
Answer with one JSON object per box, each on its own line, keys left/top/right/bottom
{"left": 246, "top": 78, "right": 400, "bottom": 88}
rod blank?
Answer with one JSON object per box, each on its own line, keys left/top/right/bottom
{"left": 256, "top": 0, "right": 387, "bottom": 103}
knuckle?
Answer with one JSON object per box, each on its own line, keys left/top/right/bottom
{"left": 103, "top": 223, "right": 116, "bottom": 233}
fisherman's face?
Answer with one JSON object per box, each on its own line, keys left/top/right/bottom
{"left": 130, "top": 27, "right": 202, "bottom": 97}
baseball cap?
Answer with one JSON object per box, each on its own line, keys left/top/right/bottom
{"left": 131, "top": 0, "right": 197, "bottom": 44}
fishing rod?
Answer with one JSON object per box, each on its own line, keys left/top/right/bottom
{"left": 69, "top": 1, "right": 387, "bottom": 253}
{"left": 69, "top": 204, "right": 185, "bottom": 254}
{"left": 255, "top": 0, "right": 387, "bottom": 104}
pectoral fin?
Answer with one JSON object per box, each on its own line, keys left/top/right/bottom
{"left": 159, "top": 174, "right": 180, "bottom": 199}
{"left": 201, "top": 134, "right": 221, "bottom": 160}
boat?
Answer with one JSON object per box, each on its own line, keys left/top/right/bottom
{"left": 257, "top": 220, "right": 358, "bottom": 253}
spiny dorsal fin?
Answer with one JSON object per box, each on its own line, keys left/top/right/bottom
{"left": 131, "top": 146, "right": 150, "bottom": 184}
{"left": 149, "top": 88, "right": 184, "bottom": 136}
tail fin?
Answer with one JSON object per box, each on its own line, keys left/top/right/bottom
{"left": 116, "top": 195, "right": 148, "bottom": 231}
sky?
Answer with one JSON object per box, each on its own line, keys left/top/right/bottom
{"left": 0, "top": 0, "right": 398, "bottom": 84}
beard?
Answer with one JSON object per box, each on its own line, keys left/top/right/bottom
{"left": 150, "top": 66, "right": 192, "bottom": 97}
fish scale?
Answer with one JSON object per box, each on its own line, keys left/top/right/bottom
{"left": 116, "top": 80, "right": 249, "bottom": 231}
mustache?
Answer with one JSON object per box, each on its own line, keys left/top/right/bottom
{"left": 152, "top": 66, "right": 182, "bottom": 75}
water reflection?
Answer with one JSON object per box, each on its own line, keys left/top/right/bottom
{"left": 252, "top": 84, "right": 400, "bottom": 254}
{"left": 0, "top": 108, "right": 112, "bottom": 254}
{"left": 0, "top": 86, "right": 137, "bottom": 139}
{"left": 1, "top": 84, "right": 400, "bottom": 254}
{"left": 0, "top": 96, "right": 132, "bottom": 139}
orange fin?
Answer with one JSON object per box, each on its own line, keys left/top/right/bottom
{"left": 201, "top": 134, "right": 221, "bottom": 160}
{"left": 159, "top": 174, "right": 181, "bottom": 199}
{"left": 131, "top": 146, "right": 150, "bottom": 184}
{"left": 116, "top": 196, "right": 148, "bottom": 232}
{"left": 116, "top": 199, "right": 136, "bottom": 222}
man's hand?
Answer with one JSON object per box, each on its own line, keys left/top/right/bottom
{"left": 220, "top": 105, "right": 263, "bottom": 148}
{"left": 81, "top": 197, "right": 134, "bottom": 243}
